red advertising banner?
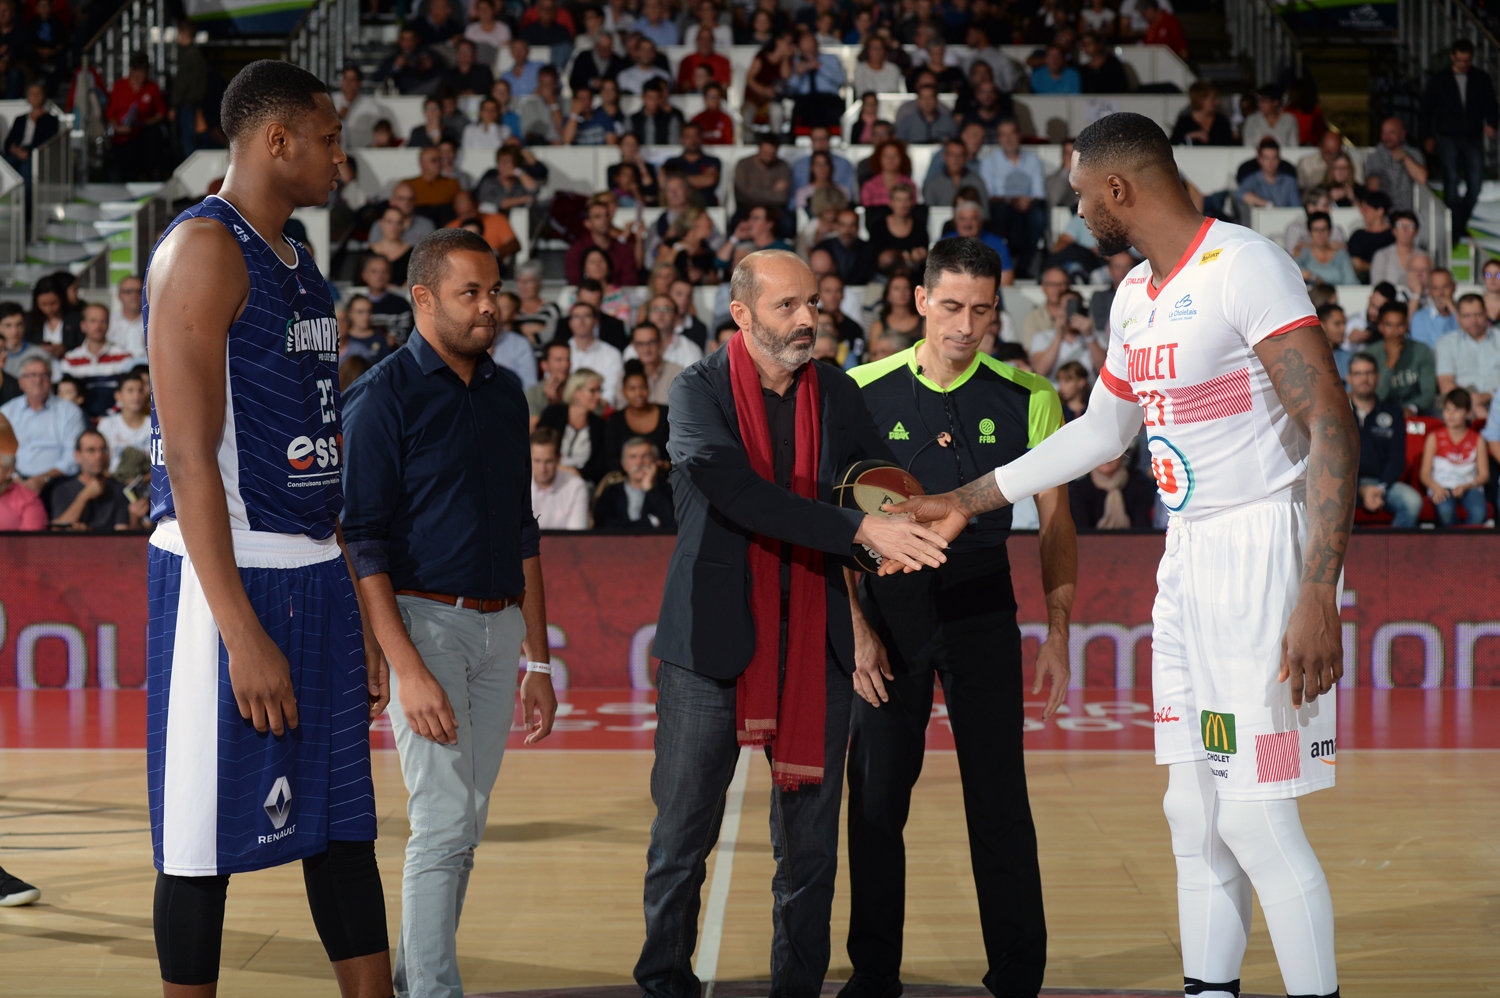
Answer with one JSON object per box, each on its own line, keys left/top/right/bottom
{"left": 1, "top": 532, "right": 1498, "bottom": 689}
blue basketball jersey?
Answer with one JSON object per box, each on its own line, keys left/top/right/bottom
{"left": 145, "top": 196, "right": 344, "bottom": 539}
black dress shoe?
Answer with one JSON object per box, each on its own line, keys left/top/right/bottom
{"left": 836, "top": 972, "right": 902, "bottom": 998}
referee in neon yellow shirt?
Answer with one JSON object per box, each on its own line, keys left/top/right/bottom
{"left": 841, "top": 238, "right": 1077, "bottom": 998}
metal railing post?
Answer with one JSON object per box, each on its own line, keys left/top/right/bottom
{"left": 287, "top": 0, "right": 356, "bottom": 84}
{"left": 32, "top": 129, "right": 72, "bottom": 227}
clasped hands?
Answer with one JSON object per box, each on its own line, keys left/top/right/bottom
{"left": 865, "top": 493, "right": 972, "bottom": 575}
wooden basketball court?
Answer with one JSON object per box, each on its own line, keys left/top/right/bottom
{"left": 1, "top": 714, "right": 1496, "bottom": 997}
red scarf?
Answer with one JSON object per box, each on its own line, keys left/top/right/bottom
{"left": 726, "top": 332, "right": 827, "bottom": 789}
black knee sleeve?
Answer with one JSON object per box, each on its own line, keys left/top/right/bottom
{"left": 303, "top": 840, "right": 389, "bottom": 963}
{"left": 154, "top": 871, "right": 229, "bottom": 985}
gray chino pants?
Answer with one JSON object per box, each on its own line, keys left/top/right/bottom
{"left": 389, "top": 596, "right": 524, "bottom": 998}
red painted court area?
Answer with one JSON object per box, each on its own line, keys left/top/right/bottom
{"left": 2, "top": 687, "right": 1497, "bottom": 752}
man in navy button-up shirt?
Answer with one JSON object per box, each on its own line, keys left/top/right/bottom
{"left": 341, "top": 230, "right": 557, "bottom": 998}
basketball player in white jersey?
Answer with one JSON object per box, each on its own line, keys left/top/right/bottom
{"left": 889, "top": 113, "right": 1356, "bottom": 998}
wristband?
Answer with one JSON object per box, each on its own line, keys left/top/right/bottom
{"left": 525, "top": 661, "right": 553, "bottom": 675}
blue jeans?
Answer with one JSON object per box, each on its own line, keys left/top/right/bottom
{"left": 1437, "top": 136, "right": 1485, "bottom": 244}
{"left": 1433, "top": 486, "right": 1488, "bottom": 526}
{"left": 1361, "top": 477, "right": 1422, "bottom": 528}
{"left": 636, "top": 653, "right": 852, "bottom": 998}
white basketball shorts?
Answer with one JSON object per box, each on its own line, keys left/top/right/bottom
{"left": 1150, "top": 498, "right": 1338, "bottom": 801}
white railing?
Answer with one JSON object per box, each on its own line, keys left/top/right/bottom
{"left": 85, "top": 0, "right": 177, "bottom": 103}
{"left": 32, "top": 128, "right": 72, "bottom": 225}
{"left": 286, "top": 0, "right": 360, "bottom": 88}
{"left": 1224, "top": 0, "right": 1300, "bottom": 87}
{"left": 0, "top": 157, "right": 23, "bottom": 268}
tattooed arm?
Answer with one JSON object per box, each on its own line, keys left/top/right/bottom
{"left": 1254, "top": 324, "right": 1358, "bottom": 707}
{"left": 883, "top": 377, "right": 1144, "bottom": 563}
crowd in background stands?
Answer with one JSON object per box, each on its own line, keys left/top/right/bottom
{"left": 5, "top": 2, "right": 1500, "bottom": 528}
{"left": 0, "top": 272, "right": 152, "bottom": 531}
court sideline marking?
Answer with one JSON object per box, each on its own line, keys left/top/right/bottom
{"left": 694, "top": 746, "right": 752, "bottom": 998}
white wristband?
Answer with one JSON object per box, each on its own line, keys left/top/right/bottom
{"left": 525, "top": 661, "right": 554, "bottom": 675}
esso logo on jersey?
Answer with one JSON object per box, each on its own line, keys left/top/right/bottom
{"left": 287, "top": 434, "right": 342, "bottom": 471}
{"left": 287, "top": 436, "right": 316, "bottom": 469}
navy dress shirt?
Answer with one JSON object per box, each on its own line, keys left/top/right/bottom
{"left": 341, "top": 330, "right": 540, "bottom": 599}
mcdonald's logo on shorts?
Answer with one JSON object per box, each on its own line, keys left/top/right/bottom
{"left": 1201, "top": 711, "right": 1236, "bottom": 754}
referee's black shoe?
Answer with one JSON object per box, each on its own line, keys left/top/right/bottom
{"left": 836, "top": 973, "right": 902, "bottom": 998}
{"left": 0, "top": 867, "right": 39, "bottom": 906}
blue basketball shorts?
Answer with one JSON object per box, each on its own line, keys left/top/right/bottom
{"left": 146, "top": 521, "right": 377, "bottom": 876}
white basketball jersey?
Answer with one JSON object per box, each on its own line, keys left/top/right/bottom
{"left": 1099, "top": 219, "right": 1319, "bottom": 520}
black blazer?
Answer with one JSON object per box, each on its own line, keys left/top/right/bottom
{"left": 593, "top": 479, "right": 677, "bottom": 531}
{"left": 5, "top": 111, "right": 59, "bottom": 154}
{"left": 24, "top": 313, "right": 80, "bottom": 351}
{"left": 654, "top": 347, "right": 896, "bottom": 680}
{"left": 537, "top": 404, "right": 610, "bottom": 487}
{"left": 1421, "top": 67, "right": 1500, "bottom": 142}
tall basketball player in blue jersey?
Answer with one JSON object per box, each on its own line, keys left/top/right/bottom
{"left": 144, "top": 61, "right": 394, "bottom": 998}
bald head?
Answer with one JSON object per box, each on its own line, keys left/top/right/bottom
{"left": 730, "top": 249, "right": 812, "bottom": 310}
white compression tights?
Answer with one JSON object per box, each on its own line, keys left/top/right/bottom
{"left": 1163, "top": 762, "right": 1339, "bottom": 998}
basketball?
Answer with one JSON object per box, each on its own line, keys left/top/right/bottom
{"left": 834, "top": 460, "right": 927, "bottom": 571}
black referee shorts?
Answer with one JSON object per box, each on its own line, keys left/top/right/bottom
{"left": 846, "top": 548, "right": 1047, "bottom": 997}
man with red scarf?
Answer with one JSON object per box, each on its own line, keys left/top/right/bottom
{"left": 637, "top": 249, "right": 952, "bottom": 998}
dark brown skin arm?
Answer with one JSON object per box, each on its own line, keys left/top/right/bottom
{"left": 148, "top": 219, "right": 301, "bottom": 736}
{"left": 1032, "top": 484, "right": 1075, "bottom": 718}
{"left": 1253, "top": 324, "right": 1358, "bottom": 707}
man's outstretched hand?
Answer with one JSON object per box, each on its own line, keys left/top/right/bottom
{"left": 853, "top": 514, "right": 950, "bottom": 572}
{"left": 877, "top": 494, "right": 970, "bottom": 573}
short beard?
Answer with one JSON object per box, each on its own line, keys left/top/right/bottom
{"left": 748, "top": 315, "right": 815, "bottom": 371}
{"left": 1088, "top": 200, "right": 1132, "bottom": 258}
{"left": 431, "top": 292, "right": 497, "bottom": 357}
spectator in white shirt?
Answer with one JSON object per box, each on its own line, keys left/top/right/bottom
{"left": 1239, "top": 84, "right": 1299, "bottom": 149}
{"left": 461, "top": 97, "right": 511, "bottom": 150}
{"left": 108, "top": 276, "right": 145, "bottom": 357}
{"left": 566, "top": 301, "right": 625, "bottom": 407}
{"left": 61, "top": 304, "right": 137, "bottom": 418}
{"left": 622, "top": 319, "right": 686, "bottom": 405}
{"left": 530, "top": 426, "right": 590, "bottom": 529}
{"left": 465, "top": 0, "right": 511, "bottom": 51}
{"left": 616, "top": 38, "right": 673, "bottom": 95}
{"left": 854, "top": 36, "right": 904, "bottom": 95}
{"left": 95, "top": 370, "right": 152, "bottom": 472}
{"left": 627, "top": 296, "right": 704, "bottom": 371}
{"left": 331, "top": 66, "right": 392, "bottom": 149}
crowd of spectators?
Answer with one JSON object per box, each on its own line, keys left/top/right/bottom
{"left": 9, "top": 3, "right": 1500, "bottom": 529}
{"left": 0, "top": 273, "right": 152, "bottom": 531}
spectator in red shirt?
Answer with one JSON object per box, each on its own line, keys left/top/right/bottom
{"left": 1140, "top": 0, "right": 1187, "bottom": 59}
{"left": 677, "top": 27, "right": 731, "bottom": 92}
{"left": 107, "top": 52, "right": 166, "bottom": 181}
{"left": 692, "top": 81, "right": 735, "bottom": 144}
{"left": 564, "top": 195, "right": 641, "bottom": 286}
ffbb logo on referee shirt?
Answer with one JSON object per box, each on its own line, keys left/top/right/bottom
{"left": 1201, "top": 711, "right": 1236, "bottom": 754}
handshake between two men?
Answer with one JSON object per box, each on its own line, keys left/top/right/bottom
{"left": 854, "top": 473, "right": 1007, "bottom": 576}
